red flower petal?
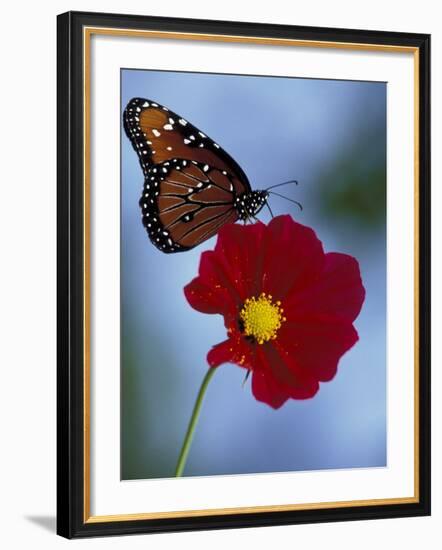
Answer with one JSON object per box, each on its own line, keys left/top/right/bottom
{"left": 214, "top": 222, "right": 266, "bottom": 300}
{"left": 260, "top": 216, "right": 325, "bottom": 300}
{"left": 207, "top": 334, "right": 254, "bottom": 370}
{"left": 264, "top": 343, "right": 320, "bottom": 397}
{"left": 251, "top": 345, "right": 319, "bottom": 409}
{"left": 251, "top": 369, "right": 290, "bottom": 409}
{"left": 285, "top": 252, "right": 365, "bottom": 323}
{"left": 278, "top": 319, "right": 359, "bottom": 382}
{"left": 184, "top": 250, "right": 239, "bottom": 317}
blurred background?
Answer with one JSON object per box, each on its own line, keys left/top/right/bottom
{"left": 121, "top": 69, "right": 386, "bottom": 480}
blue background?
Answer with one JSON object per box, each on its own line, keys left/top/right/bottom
{"left": 121, "top": 69, "right": 386, "bottom": 479}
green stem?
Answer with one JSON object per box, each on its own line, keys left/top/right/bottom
{"left": 174, "top": 367, "right": 216, "bottom": 477}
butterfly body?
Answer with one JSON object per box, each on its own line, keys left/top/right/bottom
{"left": 124, "top": 97, "right": 270, "bottom": 253}
{"left": 235, "top": 190, "right": 269, "bottom": 221}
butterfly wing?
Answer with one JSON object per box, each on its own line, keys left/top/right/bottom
{"left": 124, "top": 97, "right": 251, "bottom": 186}
{"left": 141, "top": 159, "right": 239, "bottom": 252}
{"left": 123, "top": 97, "right": 251, "bottom": 253}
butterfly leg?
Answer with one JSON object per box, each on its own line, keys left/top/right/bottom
{"left": 266, "top": 202, "right": 275, "bottom": 219}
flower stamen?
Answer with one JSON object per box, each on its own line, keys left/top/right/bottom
{"left": 240, "top": 292, "right": 286, "bottom": 344}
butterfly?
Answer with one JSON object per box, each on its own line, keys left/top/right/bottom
{"left": 123, "top": 97, "right": 300, "bottom": 253}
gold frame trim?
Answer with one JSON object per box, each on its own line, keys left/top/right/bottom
{"left": 82, "top": 27, "right": 420, "bottom": 524}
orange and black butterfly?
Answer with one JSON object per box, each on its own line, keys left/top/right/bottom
{"left": 123, "top": 97, "right": 299, "bottom": 253}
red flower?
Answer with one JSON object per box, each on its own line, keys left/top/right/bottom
{"left": 184, "top": 215, "right": 365, "bottom": 409}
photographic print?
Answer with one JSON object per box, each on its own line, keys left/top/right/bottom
{"left": 57, "top": 12, "right": 430, "bottom": 537}
{"left": 121, "top": 69, "right": 386, "bottom": 480}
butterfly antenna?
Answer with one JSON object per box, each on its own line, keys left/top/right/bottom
{"left": 266, "top": 202, "right": 275, "bottom": 219}
{"left": 268, "top": 191, "right": 303, "bottom": 211}
{"left": 266, "top": 179, "right": 298, "bottom": 191}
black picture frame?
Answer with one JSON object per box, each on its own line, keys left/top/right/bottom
{"left": 57, "top": 10, "right": 431, "bottom": 539}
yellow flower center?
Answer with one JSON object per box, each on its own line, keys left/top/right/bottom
{"left": 239, "top": 292, "right": 286, "bottom": 345}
